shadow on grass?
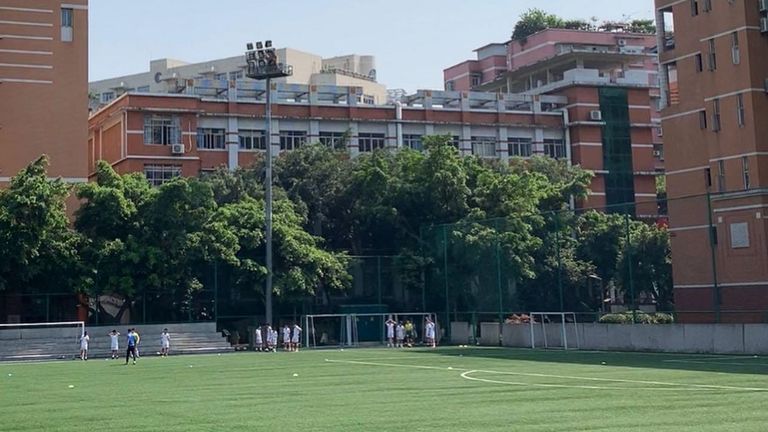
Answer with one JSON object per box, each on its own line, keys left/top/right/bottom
{"left": 403, "top": 346, "right": 768, "bottom": 376}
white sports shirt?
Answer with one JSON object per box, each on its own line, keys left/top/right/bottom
{"left": 425, "top": 322, "right": 435, "bottom": 339}
{"left": 386, "top": 322, "right": 395, "bottom": 338}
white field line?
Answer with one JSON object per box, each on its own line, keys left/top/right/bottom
{"left": 460, "top": 370, "right": 711, "bottom": 391}
{"left": 324, "top": 359, "right": 768, "bottom": 392}
{"left": 664, "top": 359, "right": 768, "bottom": 367}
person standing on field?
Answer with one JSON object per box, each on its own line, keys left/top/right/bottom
{"left": 425, "top": 317, "right": 436, "bottom": 348}
{"left": 395, "top": 321, "right": 405, "bottom": 348}
{"left": 125, "top": 329, "right": 138, "bottom": 365}
{"left": 291, "top": 323, "right": 302, "bottom": 352}
{"left": 132, "top": 328, "right": 141, "bottom": 358}
{"left": 254, "top": 326, "right": 263, "bottom": 352}
{"left": 160, "top": 328, "right": 171, "bottom": 357}
{"left": 79, "top": 331, "right": 90, "bottom": 361}
{"left": 385, "top": 318, "right": 396, "bottom": 348}
{"left": 108, "top": 330, "right": 120, "bottom": 359}
{"left": 282, "top": 324, "right": 292, "bottom": 351}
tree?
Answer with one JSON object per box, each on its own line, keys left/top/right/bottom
{"left": 617, "top": 221, "right": 673, "bottom": 309}
{"left": 627, "top": 19, "right": 656, "bottom": 34}
{"left": 0, "top": 156, "right": 83, "bottom": 294}
{"left": 512, "top": 9, "right": 566, "bottom": 40}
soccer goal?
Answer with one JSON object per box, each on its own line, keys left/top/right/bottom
{"left": 529, "top": 312, "right": 580, "bottom": 350}
{"left": 0, "top": 321, "right": 86, "bottom": 360}
{"left": 304, "top": 313, "right": 438, "bottom": 348}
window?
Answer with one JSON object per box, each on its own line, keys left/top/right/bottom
{"left": 729, "top": 222, "right": 750, "bottom": 249}
{"left": 358, "top": 133, "right": 386, "bottom": 152}
{"left": 712, "top": 99, "right": 721, "bottom": 132}
{"left": 445, "top": 81, "right": 455, "bottom": 91}
{"left": 61, "top": 8, "right": 73, "bottom": 41}
{"left": 450, "top": 135, "right": 461, "bottom": 149}
{"left": 143, "top": 115, "right": 180, "bottom": 145}
{"left": 729, "top": 32, "right": 740, "bottom": 65}
{"left": 137, "top": 85, "right": 150, "bottom": 93}
{"left": 665, "top": 62, "right": 679, "bottom": 106}
{"left": 699, "top": 110, "right": 708, "bottom": 129}
{"left": 196, "top": 128, "right": 226, "bottom": 150}
{"left": 717, "top": 160, "right": 726, "bottom": 192}
{"left": 229, "top": 70, "right": 244, "bottom": 80}
{"left": 695, "top": 53, "right": 703, "bottom": 72}
{"left": 707, "top": 39, "right": 717, "bottom": 71}
{"left": 543, "top": 139, "right": 566, "bottom": 159}
{"left": 690, "top": 0, "right": 699, "bottom": 16}
{"left": 362, "top": 95, "right": 375, "bottom": 105}
{"left": 101, "top": 92, "right": 115, "bottom": 103}
{"left": 702, "top": 0, "right": 711, "bottom": 12}
{"left": 403, "top": 134, "right": 423, "bottom": 151}
{"left": 144, "top": 164, "right": 181, "bottom": 187}
{"left": 239, "top": 129, "right": 265, "bottom": 150}
{"left": 705, "top": 167, "right": 712, "bottom": 188}
{"left": 737, "top": 94, "right": 745, "bottom": 127}
{"left": 279, "top": 131, "right": 307, "bottom": 151}
{"left": 470, "top": 73, "right": 482, "bottom": 87}
{"left": 742, "top": 156, "right": 750, "bottom": 190}
{"left": 214, "top": 73, "right": 227, "bottom": 80}
{"left": 471, "top": 137, "right": 497, "bottom": 158}
{"left": 508, "top": 137, "right": 533, "bottom": 157}
{"left": 318, "top": 131, "right": 346, "bottom": 148}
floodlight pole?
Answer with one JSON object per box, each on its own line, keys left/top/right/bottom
{"left": 265, "top": 76, "right": 274, "bottom": 326}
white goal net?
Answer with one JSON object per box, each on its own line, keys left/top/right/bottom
{"left": 304, "top": 313, "right": 438, "bottom": 348}
{"left": 529, "top": 312, "right": 580, "bottom": 350}
{"left": 0, "top": 321, "right": 86, "bottom": 360}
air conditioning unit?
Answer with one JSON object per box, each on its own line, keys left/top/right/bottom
{"left": 589, "top": 110, "right": 603, "bottom": 121}
{"left": 617, "top": 39, "right": 627, "bottom": 47}
{"left": 760, "top": 0, "right": 768, "bottom": 13}
{"left": 761, "top": 17, "right": 768, "bottom": 33}
{"left": 171, "top": 143, "right": 185, "bottom": 155}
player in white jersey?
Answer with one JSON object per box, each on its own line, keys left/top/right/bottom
{"left": 271, "top": 329, "right": 278, "bottom": 352}
{"left": 160, "top": 328, "right": 171, "bottom": 357}
{"left": 79, "top": 331, "right": 90, "bottom": 360}
{"left": 395, "top": 322, "right": 405, "bottom": 348}
{"left": 291, "top": 323, "right": 302, "bottom": 352}
{"left": 254, "top": 327, "right": 263, "bottom": 352}
{"left": 425, "top": 317, "right": 436, "bottom": 348}
{"left": 108, "top": 330, "right": 120, "bottom": 359}
{"left": 282, "top": 324, "right": 292, "bottom": 351}
{"left": 265, "top": 325, "right": 275, "bottom": 352}
{"left": 385, "top": 318, "right": 396, "bottom": 348}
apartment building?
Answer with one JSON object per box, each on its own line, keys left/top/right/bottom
{"left": 87, "top": 81, "right": 568, "bottom": 185}
{"left": 445, "top": 29, "right": 663, "bottom": 216}
{"left": 88, "top": 49, "right": 386, "bottom": 109}
{"left": 0, "top": 0, "right": 88, "bottom": 183}
{"left": 656, "top": 0, "right": 768, "bottom": 323}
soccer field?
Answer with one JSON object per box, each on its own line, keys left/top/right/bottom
{"left": 2, "top": 347, "right": 768, "bottom": 431}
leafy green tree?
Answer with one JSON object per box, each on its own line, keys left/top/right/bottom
{"left": 617, "top": 221, "right": 673, "bottom": 309}
{"left": 512, "top": 9, "right": 566, "bottom": 40}
{"left": 0, "top": 156, "right": 83, "bottom": 294}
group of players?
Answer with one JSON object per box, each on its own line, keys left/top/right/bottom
{"left": 254, "top": 323, "right": 302, "bottom": 352}
{"left": 78, "top": 327, "right": 171, "bottom": 364}
{"left": 385, "top": 316, "right": 437, "bottom": 348}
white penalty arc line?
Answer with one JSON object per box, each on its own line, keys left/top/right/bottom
{"left": 460, "top": 370, "right": 710, "bottom": 391}
{"left": 324, "top": 359, "right": 768, "bottom": 392}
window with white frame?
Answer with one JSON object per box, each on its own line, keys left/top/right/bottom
{"left": 137, "top": 85, "right": 150, "bottom": 92}
{"left": 736, "top": 94, "right": 745, "bottom": 127}
{"left": 144, "top": 115, "right": 180, "bottom": 145}
{"left": 403, "top": 134, "right": 423, "bottom": 151}
{"left": 362, "top": 95, "right": 375, "bottom": 104}
{"left": 229, "top": 70, "right": 244, "bottom": 80}
{"left": 239, "top": 129, "right": 265, "bottom": 150}
{"left": 508, "top": 137, "right": 533, "bottom": 157}
{"left": 101, "top": 92, "right": 115, "bottom": 103}
{"left": 471, "top": 136, "right": 496, "bottom": 158}
{"left": 61, "top": 8, "right": 73, "bottom": 42}
{"left": 731, "top": 32, "right": 740, "bottom": 65}
{"left": 214, "top": 73, "right": 227, "bottom": 80}
{"left": 318, "top": 131, "right": 346, "bottom": 148}
{"left": 280, "top": 131, "right": 307, "bottom": 151}
{"left": 543, "top": 139, "right": 566, "bottom": 159}
{"left": 470, "top": 73, "right": 482, "bottom": 88}
{"left": 712, "top": 98, "right": 721, "bottom": 132}
{"left": 707, "top": 38, "right": 717, "bottom": 71}
{"left": 196, "top": 128, "right": 226, "bottom": 150}
{"left": 144, "top": 164, "right": 181, "bottom": 186}
{"left": 359, "top": 133, "right": 386, "bottom": 152}
{"left": 717, "top": 159, "right": 726, "bottom": 192}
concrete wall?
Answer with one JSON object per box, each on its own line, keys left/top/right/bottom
{"left": 491, "top": 322, "right": 768, "bottom": 355}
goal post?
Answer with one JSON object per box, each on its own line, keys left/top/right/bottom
{"left": 0, "top": 321, "right": 85, "bottom": 343}
{"left": 304, "top": 312, "right": 438, "bottom": 348}
{"left": 529, "top": 312, "right": 580, "bottom": 350}
{"left": 0, "top": 321, "right": 86, "bottom": 360}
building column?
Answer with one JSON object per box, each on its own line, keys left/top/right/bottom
{"left": 226, "top": 83, "right": 239, "bottom": 170}
{"left": 424, "top": 124, "right": 435, "bottom": 136}
{"left": 462, "top": 125, "right": 472, "bottom": 156}
{"left": 497, "top": 127, "right": 509, "bottom": 162}
{"left": 270, "top": 118, "right": 280, "bottom": 156}
{"left": 348, "top": 121, "right": 359, "bottom": 157}
{"left": 533, "top": 128, "right": 545, "bottom": 155}
{"left": 309, "top": 120, "right": 320, "bottom": 144}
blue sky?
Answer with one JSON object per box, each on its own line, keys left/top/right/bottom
{"left": 89, "top": 0, "right": 654, "bottom": 91}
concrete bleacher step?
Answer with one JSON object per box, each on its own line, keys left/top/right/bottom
{"left": 0, "top": 322, "right": 232, "bottom": 361}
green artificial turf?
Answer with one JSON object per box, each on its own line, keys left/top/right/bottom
{"left": 2, "top": 347, "right": 768, "bottom": 431}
